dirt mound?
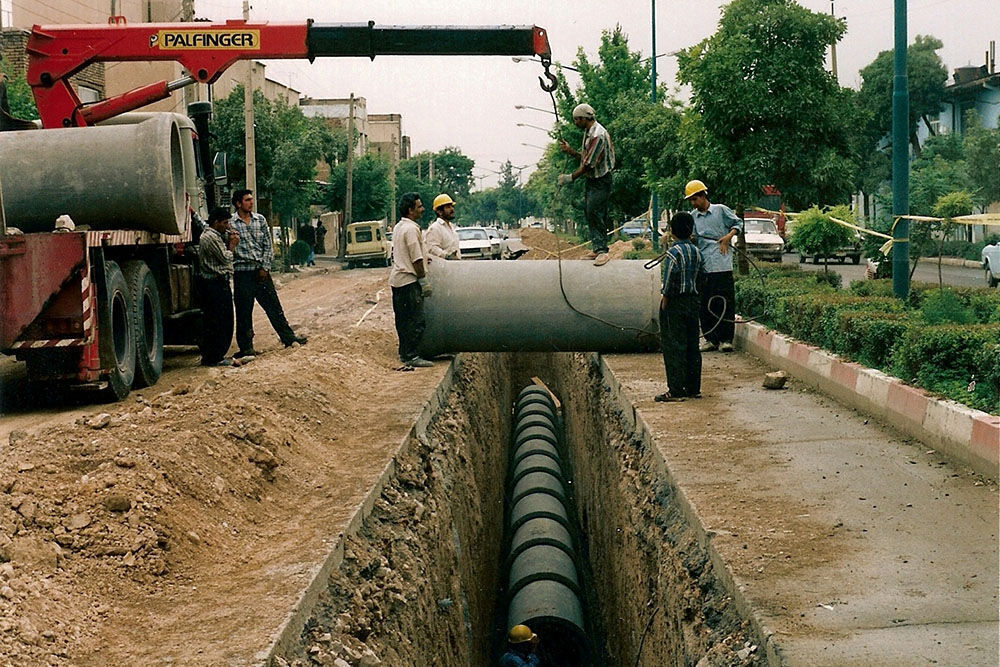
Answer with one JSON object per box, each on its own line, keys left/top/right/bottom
{"left": 518, "top": 228, "right": 648, "bottom": 262}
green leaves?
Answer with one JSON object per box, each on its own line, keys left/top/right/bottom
{"left": 790, "top": 206, "right": 854, "bottom": 261}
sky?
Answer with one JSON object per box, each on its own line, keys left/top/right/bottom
{"left": 193, "top": 0, "right": 998, "bottom": 190}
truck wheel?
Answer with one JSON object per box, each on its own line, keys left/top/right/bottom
{"left": 812, "top": 256, "right": 820, "bottom": 265}
{"left": 123, "top": 261, "right": 163, "bottom": 387}
{"left": 799, "top": 254, "right": 806, "bottom": 264}
{"left": 98, "top": 261, "right": 136, "bottom": 402}
{"left": 987, "top": 263, "right": 999, "bottom": 288}
{"left": 851, "top": 254, "right": 861, "bottom": 265}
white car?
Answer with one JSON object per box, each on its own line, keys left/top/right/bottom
{"left": 457, "top": 227, "right": 493, "bottom": 260}
{"left": 483, "top": 226, "right": 507, "bottom": 259}
{"left": 734, "top": 217, "right": 785, "bottom": 262}
{"left": 981, "top": 240, "right": 1000, "bottom": 288}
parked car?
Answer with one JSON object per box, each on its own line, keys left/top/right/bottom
{"left": 798, "top": 232, "right": 863, "bottom": 265}
{"left": 982, "top": 240, "right": 1000, "bottom": 287}
{"left": 621, "top": 217, "right": 649, "bottom": 238}
{"left": 483, "top": 226, "right": 507, "bottom": 259}
{"left": 457, "top": 227, "right": 493, "bottom": 260}
{"left": 735, "top": 217, "right": 785, "bottom": 262}
{"left": 345, "top": 220, "right": 391, "bottom": 268}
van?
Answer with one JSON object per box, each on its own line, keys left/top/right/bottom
{"left": 345, "top": 220, "right": 392, "bottom": 268}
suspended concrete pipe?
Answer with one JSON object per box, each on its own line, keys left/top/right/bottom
{"left": 0, "top": 114, "right": 187, "bottom": 235}
{"left": 504, "top": 385, "right": 590, "bottom": 663}
{"left": 419, "top": 260, "right": 660, "bottom": 357}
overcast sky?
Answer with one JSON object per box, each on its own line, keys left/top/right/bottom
{"left": 194, "top": 0, "right": 997, "bottom": 190}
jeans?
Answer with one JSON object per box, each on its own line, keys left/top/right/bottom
{"left": 699, "top": 271, "right": 736, "bottom": 345}
{"left": 233, "top": 269, "right": 296, "bottom": 352}
{"left": 197, "top": 275, "right": 234, "bottom": 365}
{"left": 660, "top": 293, "right": 702, "bottom": 397}
{"left": 391, "top": 282, "right": 425, "bottom": 362}
{"left": 584, "top": 173, "right": 612, "bottom": 254}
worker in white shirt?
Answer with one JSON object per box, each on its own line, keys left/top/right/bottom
{"left": 424, "top": 193, "right": 460, "bottom": 260}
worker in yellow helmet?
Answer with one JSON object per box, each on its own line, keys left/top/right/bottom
{"left": 684, "top": 180, "right": 742, "bottom": 353}
{"left": 500, "top": 624, "right": 540, "bottom": 666}
{"left": 424, "top": 193, "right": 460, "bottom": 260}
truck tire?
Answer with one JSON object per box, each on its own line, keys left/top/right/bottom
{"left": 851, "top": 254, "right": 861, "bottom": 265}
{"left": 122, "top": 260, "right": 163, "bottom": 387}
{"left": 799, "top": 254, "right": 806, "bottom": 264}
{"left": 98, "top": 260, "right": 136, "bottom": 401}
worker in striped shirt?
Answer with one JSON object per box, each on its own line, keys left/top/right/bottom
{"left": 656, "top": 211, "right": 705, "bottom": 402}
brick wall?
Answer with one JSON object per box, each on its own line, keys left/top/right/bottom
{"left": 2, "top": 29, "right": 104, "bottom": 97}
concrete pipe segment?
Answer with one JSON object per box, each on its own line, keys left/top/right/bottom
{"left": 0, "top": 114, "right": 187, "bottom": 235}
{"left": 419, "top": 259, "right": 660, "bottom": 357}
{"left": 504, "top": 385, "right": 590, "bottom": 662}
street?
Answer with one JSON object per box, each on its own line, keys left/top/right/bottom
{"left": 780, "top": 252, "right": 988, "bottom": 288}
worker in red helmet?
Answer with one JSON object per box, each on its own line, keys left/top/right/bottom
{"left": 500, "top": 624, "right": 540, "bottom": 666}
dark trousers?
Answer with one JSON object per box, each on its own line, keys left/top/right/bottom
{"left": 660, "top": 293, "right": 702, "bottom": 397}
{"left": 198, "top": 276, "right": 234, "bottom": 365}
{"left": 233, "top": 269, "right": 296, "bottom": 352}
{"left": 391, "top": 282, "right": 425, "bottom": 362}
{"left": 699, "top": 271, "right": 736, "bottom": 345}
{"left": 584, "top": 173, "right": 612, "bottom": 254}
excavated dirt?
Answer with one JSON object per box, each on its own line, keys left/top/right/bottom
{"left": 517, "top": 228, "right": 637, "bottom": 261}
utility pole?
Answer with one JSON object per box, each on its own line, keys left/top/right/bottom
{"left": 242, "top": 0, "right": 257, "bottom": 210}
{"left": 429, "top": 155, "right": 435, "bottom": 185}
{"left": 340, "top": 93, "right": 355, "bottom": 260}
{"left": 181, "top": 0, "right": 196, "bottom": 108}
{"left": 891, "top": 0, "right": 910, "bottom": 299}
{"left": 650, "top": 0, "right": 660, "bottom": 251}
{"left": 830, "top": 1, "right": 839, "bottom": 82}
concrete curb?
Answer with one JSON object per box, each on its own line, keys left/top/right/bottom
{"left": 935, "top": 256, "right": 984, "bottom": 269}
{"left": 735, "top": 321, "right": 999, "bottom": 480}
{"left": 596, "top": 354, "right": 786, "bottom": 666}
{"left": 255, "top": 359, "right": 458, "bottom": 665}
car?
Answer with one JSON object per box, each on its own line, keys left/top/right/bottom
{"left": 483, "top": 226, "right": 507, "bottom": 259}
{"left": 982, "top": 240, "right": 1000, "bottom": 287}
{"left": 457, "top": 226, "right": 493, "bottom": 260}
{"left": 798, "top": 232, "right": 863, "bottom": 265}
{"left": 345, "top": 220, "right": 391, "bottom": 268}
{"left": 735, "top": 217, "right": 785, "bottom": 262}
{"left": 621, "top": 217, "right": 650, "bottom": 238}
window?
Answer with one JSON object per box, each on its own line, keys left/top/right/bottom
{"left": 354, "top": 228, "right": 373, "bottom": 243}
{"left": 76, "top": 85, "right": 101, "bottom": 103}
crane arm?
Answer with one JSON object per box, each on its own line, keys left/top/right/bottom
{"left": 26, "top": 19, "right": 552, "bottom": 128}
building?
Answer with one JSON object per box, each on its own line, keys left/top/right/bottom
{"left": 369, "top": 113, "right": 411, "bottom": 163}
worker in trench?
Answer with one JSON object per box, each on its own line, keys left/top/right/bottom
{"left": 500, "top": 624, "right": 541, "bottom": 666}
{"left": 557, "top": 103, "right": 616, "bottom": 267}
{"left": 424, "top": 193, "right": 461, "bottom": 260}
{"left": 685, "top": 180, "right": 742, "bottom": 353}
{"left": 656, "top": 211, "right": 705, "bottom": 402}
{"left": 389, "top": 192, "right": 435, "bottom": 368}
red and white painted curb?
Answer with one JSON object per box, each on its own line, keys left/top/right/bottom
{"left": 736, "top": 321, "right": 999, "bottom": 480}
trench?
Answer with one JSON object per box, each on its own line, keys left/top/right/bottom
{"left": 279, "top": 353, "right": 762, "bottom": 666}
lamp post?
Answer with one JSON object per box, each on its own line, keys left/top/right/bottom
{"left": 516, "top": 122, "right": 552, "bottom": 133}
{"left": 515, "top": 104, "right": 557, "bottom": 116}
{"left": 892, "top": 0, "right": 910, "bottom": 299}
{"left": 650, "top": 0, "right": 659, "bottom": 251}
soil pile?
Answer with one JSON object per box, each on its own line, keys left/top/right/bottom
{"left": 518, "top": 228, "right": 650, "bottom": 262}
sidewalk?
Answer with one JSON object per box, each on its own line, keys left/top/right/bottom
{"left": 605, "top": 351, "right": 998, "bottom": 665}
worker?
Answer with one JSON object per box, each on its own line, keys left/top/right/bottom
{"left": 685, "top": 180, "right": 741, "bottom": 352}
{"left": 389, "top": 192, "right": 434, "bottom": 368}
{"left": 229, "top": 189, "right": 307, "bottom": 358}
{"left": 557, "top": 102, "right": 616, "bottom": 267}
{"left": 424, "top": 194, "right": 461, "bottom": 260}
{"left": 196, "top": 207, "right": 241, "bottom": 367}
{"left": 656, "top": 211, "right": 705, "bottom": 401}
{"left": 500, "top": 624, "right": 540, "bottom": 667}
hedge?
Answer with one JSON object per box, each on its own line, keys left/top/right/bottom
{"left": 737, "top": 267, "right": 1000, "bottom": 414}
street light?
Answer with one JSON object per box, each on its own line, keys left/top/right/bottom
{"left": 521, "top": 142, "right": 547, "bottom": 150}
{"left": 516, "top": 122, "right": 552, "bottom": 133}
{"left": 514, "top": 104, "right": 557, "bottom": 116}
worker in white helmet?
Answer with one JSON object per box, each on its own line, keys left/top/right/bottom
{"left": 557, "top": 102, "right": 616, "bottom": 267}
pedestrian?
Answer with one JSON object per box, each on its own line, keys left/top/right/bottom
{"left": 656, "top": 211, "right": 705, "bottom": 402}
{"left": 196, "top": 207, "right": 241, "bottom": 367}
{"left": 685, "top": 179, "right": 741, "bottom": 352}
{"left": 424, "top": 193, "right": 461, "bottom": 260}
{"left": 499, "top": 624, "right": 540, "bottom": 667}
{"left": 389, "top": 192, "right": 435, "bottom": 368}
{"left": 314, "top": 220, "right": 327, "bottom": 255}
{"left": 298, "top": 222, "right": 316, "bottom": 266}
{"left": 229, "top": 189, "right": 307, "bottom": 358}
{"left": 557, "top": 102, "right": 616, "bottom": 267}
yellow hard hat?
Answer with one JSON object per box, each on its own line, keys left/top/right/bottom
{"left": 508, "top": 624, "right": 536, "bottom": 644}
{"left": 684, "top": 180, "right": 708, "bottom": 199}
{"left": 432, "top": 194, "right": 455, "bottom": 210}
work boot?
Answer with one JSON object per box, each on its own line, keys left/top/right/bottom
{"left": 584, "top": 251, "right": 598, "bottom": 260}
{"left": 699, "top": 341, "right": 718, "bottom": 352}
{"left": 405, "top": 357, "right": 434, "bottom": 368}
{"left": 285, "top": 335, "right": 308, "bottom": 348}
{"left": 719, "top": 342, "right": 734, "bottom": 352}
{"left": 234, "top": 348, "right": 262, "bottom": 359}
{"left": 593, "top": 252, "right": 610, "bottom": 266}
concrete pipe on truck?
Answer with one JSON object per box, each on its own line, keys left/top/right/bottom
{"left": 419, "top": 260, "right": 660, "bottom": 358}
{"left": 0, "top": 114, "right": 187, "bottom": 235}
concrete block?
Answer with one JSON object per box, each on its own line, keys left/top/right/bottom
{"left": 886, "top": 382, "right": 931, "bottom": 425}
{"left": 855, "top": 368, "right": 891, "bottom": 409}
{"left": 829, "top": 360, "right": 860, "bottom": 391}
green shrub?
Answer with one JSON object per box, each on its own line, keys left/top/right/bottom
{"left": 920, "top": 289, "right": 975, "bottom": 325}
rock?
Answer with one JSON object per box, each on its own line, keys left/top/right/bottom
{"left": 122, "top": 552, "right": 136, "bottom": 567}
{"left": 0, "top": 586, "right": 13, "bottom": 599}
{"left": 87, "top": 413, "right": 112, "bottom": 429}
{"left": 67, "top": 513, "right": 91, "bottom": 530}
{"left": 17, "top": 499, "right": 37, "bottom": 522}
{"left": 171, "top": 384, "right": 192, "bottom": 396}
{"left": 17, "top": 462, "right": 35, "bottom": 472}
{"left": 9, "top": 536, "right": 58, "bottom": 572}
{"left": 54, "top": 534, "right": 75, "bottom": 548}
{"left": 8, "top": 430, "right": 28, "bottom": 446}
{"left": 358, "top": 648, "right": 381, "bottom": 666}
{"left": 186, "top": 531, "right": 201, "bottom": 545}
{"left": 103, "top": 495, "right": 132, "bottom": 512}
{"left": 333, "top": 660, "right": 351, "bottom": 667}
{"left": 763, "top": 371, "right": 788, "bottom": 390}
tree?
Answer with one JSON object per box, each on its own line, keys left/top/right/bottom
{"left": 327, "top": 154, "right": 392, "bottom": 222}
{"left": 962, "top": 110, "right": 1000, "bottom": 211}
{"left": 931, "top": 191, "right": 974, "bottom": 288}
{"left": 858, "top": 34, "right": 948, "bottom": 158}
{"left": 0, "top": 61, "right": 38, "bottom": 121}
{"left": 676, "top": 0, "right": 853, "bottom": 210}
{"left": 792, "top": 205, "right": 854, "bottom": 272}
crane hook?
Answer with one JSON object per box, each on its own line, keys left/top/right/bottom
{"left": 538, "top": 57, "right": 558, "bottom": 93}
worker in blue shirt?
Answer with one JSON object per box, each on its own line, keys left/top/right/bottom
{"left": 685, "top": 180, "right": 742, "bottom": 352}
{"left": 500, "top": 624, "right": 540, "bottom": 666}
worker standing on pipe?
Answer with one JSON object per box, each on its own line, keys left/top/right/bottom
{"left": 557, "top": 103, "right": 616, "bottom": 267}
{"left": 500, "top": 624, "right": 540, "bottom": 667}
{"left": 424, "top": 194, "right": 460, "bottom": 260}
{"left": 685, "top": 180, "right": 741, "bottom": 353}
{"left": 389, "top": 192, "right": 435, "bottom": 368}
{"left": 656, "top": 211, "right": 705, "bottom": 402}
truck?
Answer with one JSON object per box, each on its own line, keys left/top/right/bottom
{"left": 345, "top": 220, "right": 392, "bottom": 269}
{"left": 0, "top": 18, "right": 553, "bottom": 401}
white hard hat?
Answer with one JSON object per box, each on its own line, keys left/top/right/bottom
{"left": 572, "top": 103, "right": 595, "bottom": 119}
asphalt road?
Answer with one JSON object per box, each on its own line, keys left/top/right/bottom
{"left": 779, "top": 252, "right": 988, "bottom": 288}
